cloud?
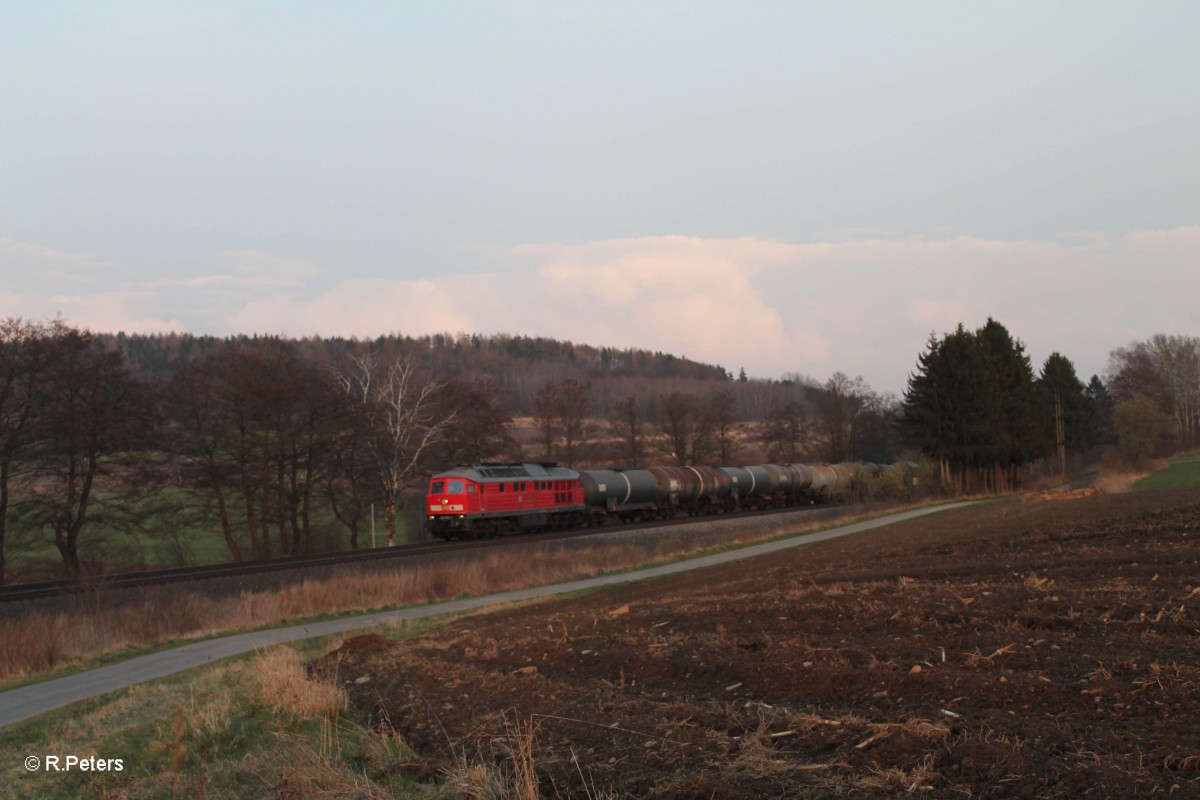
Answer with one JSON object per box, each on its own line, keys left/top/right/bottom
{"left": 220, "top": 250, "right": 321, "bottom": 284}
{"left": 514, "top": 237, "right": 801, "bottom": 372}
{"left": 4, "top": 229, "right": 1198, "bottom": 393}
{"left": 146, "top": 275, "right": 268, "bottom": 289}
{"left": 226, "top": 277, "right": 480, "bottom": 336}
{"left": 763, "top": 227, "right": 1200, "bottom": 387}
{"left": 0, "top": 238, "right": 112, "bottom": 290}
{"left": 906, "top": 295, "right": 974, "bottom": 332}
{"left": 147, "top": 250, "right": 321, "bottom": 290}
{"left": 223, "top": 237, "right": 813, "bottom": 379}
{"left": 202, "top": 228, "right": 1200, "bottom": 391}
{"left": 42, "top": 291, "right": 185, "bottom": 334}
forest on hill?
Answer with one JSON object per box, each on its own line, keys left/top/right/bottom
{"left": 105, "top": 330, "right": 803, "bottom": 419}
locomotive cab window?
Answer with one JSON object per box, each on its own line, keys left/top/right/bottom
{"left": 431, "top": 481, "right": 444, "bottom": 494}
{"left": 447, "top": 480, "right": 464, "bottom": 494}
{"left": 466, "top": 484, "right": 476, "bottom": 494}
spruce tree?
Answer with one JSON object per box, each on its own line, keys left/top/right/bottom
{"left": 901, "top": 319, "right": 1045, "bottom": 493}
{"left": 1038, "top": 353, "right": 1096, "bottom": 474}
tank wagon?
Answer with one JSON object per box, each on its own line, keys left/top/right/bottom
{"left": 426, "top": 460, "right": 909, "bottom": 540}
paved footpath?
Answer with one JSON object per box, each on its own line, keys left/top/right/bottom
{"left": 0, "top": 503, "right": 969, "bottom": 729}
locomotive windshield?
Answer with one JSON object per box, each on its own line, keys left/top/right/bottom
{"left": 447, "top": 480, "right": 464, "bottom": 493}
{"left": 430, "top": 481, "right": 444, "bottom": 494}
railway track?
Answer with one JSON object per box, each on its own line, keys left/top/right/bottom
{"left": 0, "top": 504, "right": 830, "bottom": 604}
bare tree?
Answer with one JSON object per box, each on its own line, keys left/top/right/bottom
{"left": 338, "top": 353, "right": 455, "bottom": 546}
{"left": 265, "top": 355, "right": 344, "bottom": 555}
{"left": 24, "top": 326, "right": 151, "bottom": 577}
{"left": 610, "top": 395, "right": 645, "bottom": 466}
{"left": 555, "top": 379, "right": 591, "bottom": 466}
{"left": 432, "top": 380, "right": 516, "bottom": 465}
{"left": 853, "top": 390, "right": 902, "bottom": 464}
{"left": 706, "top": 390, "right": 739, "bottom": 464}
{"left": 168, "top": 341, "right": 342, "bottom": 560}
{"left": 323, "top": 395, "right": 372, "bottom": 549}
{"left": 0, "top": 319, "right": 56, "bottom": 584}
{"left": 168, "top": 349, "right": 258, "bottom": 561}
{"left": 1108, "top": 335, "right": 1200, "bottom": 449}
{"left": 533, "top": 381, "right": 560, "bottom": 459}
{"left": 1114, "top": 394, "right": 1176, "bottom": 466}
{"left": 531, "top": 378, "right": 591, "bottom": 466}
{"left": 763, "top": 401, "right": 807, "bottom": 463}
{"left": 657, "top": 392, "right": 700, "bottom": 465}
{"left": 815, "top": 372, "right": 869, "bottom": 463}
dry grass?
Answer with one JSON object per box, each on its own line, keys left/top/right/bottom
{"left": 255, "top": 743, "right": 397, "bottom": 800}
{"left": 0, "top": 611, "right": 64, "bottom": 676}
{"left": 854, "top": 753, "right": 941, "bottom": 794}
{"left": 252, "top": 646, "right": 347, "bottom": 721}
{"left": 729, "top": 716, "right": 822, "bottom": 778}
{"left": 440, "top": 718, "right": 540, "bottom": 800}
{"left": 244, "top": 646, "right": 414, "bottom": 798}
{"left": 439, "top": 716, "right": 623, "bottom": 800}
{"left": 0, "top": 502, "right": 919, "bottom": 682}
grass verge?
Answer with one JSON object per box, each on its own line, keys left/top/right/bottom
{"left": 1133, "top": 454, "right": 1200, "bottom": 490}
{"left": 0, "top": 634, "right": 431, "bottom": 800}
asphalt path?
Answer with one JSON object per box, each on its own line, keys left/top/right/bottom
{"left": 0, "top": 502, "right": 971, "bottom": 729}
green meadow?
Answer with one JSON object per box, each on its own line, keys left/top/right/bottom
{"left": 1133, "top": 455, "right": 1200, "bottom": 491}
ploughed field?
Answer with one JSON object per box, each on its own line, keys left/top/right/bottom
{"left": 319, "top": 489, "right": 1200, "bottom": 798}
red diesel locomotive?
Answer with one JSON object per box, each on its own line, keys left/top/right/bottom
{"left": 425, "top": 462, "right": 586, "bottom": 539}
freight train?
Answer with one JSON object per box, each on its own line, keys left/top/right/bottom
{"left": 425, "top": 461, "right": 900, "bottom": 539}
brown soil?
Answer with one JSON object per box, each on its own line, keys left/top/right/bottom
{"left": 316, "top": 489, "right": 1200, "bottom": 798}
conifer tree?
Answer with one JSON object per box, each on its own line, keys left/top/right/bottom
{"left": 901, "top": 319, "right": 1044, "bottom": 493}
{"left": 1037, "top": 353, "right": 1095, "bottom": 474}
{"left": 1085, "top": 375, "right": 1116, "bottom": 445}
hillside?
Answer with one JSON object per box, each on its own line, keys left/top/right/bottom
{"left": 104, "top": 331, "right": 824, "bottom": 412}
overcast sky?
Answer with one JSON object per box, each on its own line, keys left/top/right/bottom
{"left": 2, "top": 1, "right": 1196, "bottom": 393}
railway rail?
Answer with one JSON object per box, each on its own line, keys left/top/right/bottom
{"left": 0, "top": 504, "right": 827, "bottom": 604}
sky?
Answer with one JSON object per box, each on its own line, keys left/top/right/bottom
{"left": 2, "top": 1, "right": 1197, "bottom": 393}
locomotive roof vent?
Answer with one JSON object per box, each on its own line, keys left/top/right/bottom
{"left": 473, "top": 462, "right": 558, "bottom": 479}
{"left": 476, "top": 465, "right": 529, "bottom": 478}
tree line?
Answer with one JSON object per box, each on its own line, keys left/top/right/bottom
{"left": 898, "top": 318, "right": 1194, "bottom": 492}
{"left": 1, "top": 323, "right": 492, "bottom": 583}
{"left": 530, "top": 372, "right": 901, "bottom": 469}
{"left": 0, "top": 321, "right": 897, "bottom": 584}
